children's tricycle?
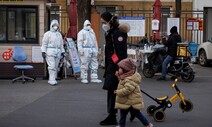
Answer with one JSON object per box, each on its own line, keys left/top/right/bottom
{"left": 142, "top": 78, "right": 193, "bottom": 122}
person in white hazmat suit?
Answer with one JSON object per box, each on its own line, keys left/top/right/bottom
{"left": 77, "top": 20, "right": 102, "bottom": 84}
{"left": 41, "top": 19, "right": 65, "bottom": 86}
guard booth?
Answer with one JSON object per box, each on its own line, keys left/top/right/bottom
{"left": 0, "top": 0, "right": 48, "bottom": 79}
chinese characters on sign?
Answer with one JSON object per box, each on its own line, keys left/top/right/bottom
{"left": 152, "top": 19, "right": 160, "bottom": 31}
{"left": 186, "top": 18, "right": 203, "bottom": 31}
{"left": 66, "top": 38, "right": 81, "bottom": 74}
{"left": 119, "top": 16, "right": 145, "bottom": 37}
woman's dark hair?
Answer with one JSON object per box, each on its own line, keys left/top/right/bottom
{"left": 109, "top": 16, "right": 119, "bottom": 27}
{"left": 101, "top": 11, "right": 119, "bottom": 27}
{"left": 101, "top": 11, "right": 112, "bottom": 22}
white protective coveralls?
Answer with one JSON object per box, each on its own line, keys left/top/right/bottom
{"left": 77, "top": 20, "right": 102, "bottom": 83}
{"left": 41, "top": 20, "right": 65, "bottom": 85}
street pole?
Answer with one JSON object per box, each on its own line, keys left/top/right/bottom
{"left": 176, "top": 0, "right": 181, "bottom": 17}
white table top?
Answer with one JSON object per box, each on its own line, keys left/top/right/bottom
{"left": 140, "top": 49, "right": 154, "bottom": 54}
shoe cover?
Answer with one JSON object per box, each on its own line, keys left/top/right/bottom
{"left": 81, "top": 79, "right": 88, "bottom": 84}
{"left": 91, "top": 79, "right": 102, "bottom": 83}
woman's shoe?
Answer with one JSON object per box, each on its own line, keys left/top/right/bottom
{"left": 99, "top": 114, "right": 117, "bottom": 125}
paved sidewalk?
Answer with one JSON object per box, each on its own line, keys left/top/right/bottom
{"left": 0, "top": 65, "right": 212, "bottom": 127}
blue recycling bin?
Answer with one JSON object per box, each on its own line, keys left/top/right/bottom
{"left": 189, "top": 42, "right": 198, "bottom": 63}
{"left": 189, "top": 42, "right": 198, "bottom": 56}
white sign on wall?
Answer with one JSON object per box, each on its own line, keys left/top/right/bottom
{"left": 119, "top": 16, "right": 145, "bottom": 37}
{"left": 32, "top": 46, "right": 43, "bottom": 63}
{"left": 167, "top": 18, "right": 180, "bottom": 35}
{"left": 152, "top": 19, "right": 160, "bottom": 30}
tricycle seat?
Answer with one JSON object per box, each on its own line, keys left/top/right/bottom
{"left": 156, "top": 96, "right": 168, "bottom": 101}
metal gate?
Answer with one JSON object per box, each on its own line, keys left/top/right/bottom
{"left": 115, "top": 9, "right": 204, "bottom": 44}
{"left": 50, "top": 8, "right": 204, "bottom": 44}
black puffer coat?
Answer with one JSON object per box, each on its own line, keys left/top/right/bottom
{"left": 103, "top": 23, "right": 129, "bottom": 90}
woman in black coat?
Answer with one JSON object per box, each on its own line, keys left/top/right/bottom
{"left": 100, "top": 11, "right": 130, "bottom": 125}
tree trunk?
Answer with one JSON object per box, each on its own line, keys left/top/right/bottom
{"left": 77, "top": 0, "right": 91, "bottom": 30}
{"left": 175, "top": 0, "right": 181, "bottom": 17}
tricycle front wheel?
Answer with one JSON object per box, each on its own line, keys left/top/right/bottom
{"left": 179, "top": 100, "right": 193, "bottom": 112}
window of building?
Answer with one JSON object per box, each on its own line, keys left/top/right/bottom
{"left": 50, "top": 5, "right": 61, "bottom": 25}
{"left": 161, "top": 7, "right": 171, "bottom": 34}
{"left": 106, "top": 7, "right": 116, "bottom": 14}
{"left": 66, "top": 0, "right": 70, "bottom": 5}
{"left": 0, "top": 6, "right": 38, "bottom": 44}
{"left": 47, "top": 0, "right": 56, "bottom": 2}
{"left": 0, "top": 7, "right": 6, "bottom": 41}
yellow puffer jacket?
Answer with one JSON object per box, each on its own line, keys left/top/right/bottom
{"left": 115, "top": 72, "right": 144, "bottom": 110}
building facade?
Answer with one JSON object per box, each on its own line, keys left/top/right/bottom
{"left": 0, "top": 0, "right": 47, "bottom": 78}
{"left": 1, "top": 0, "right": 207, "bottom": 78}
{"left": 94, "top": 0, "right": 193, "bottom": 45}
{"left": 192, "top": 0, "right": 212, "bottom": 41}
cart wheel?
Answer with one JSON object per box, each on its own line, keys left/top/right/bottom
{"left": 179, "top": 100, "right": 193, "bottom": 112}
{"left": 32, "top": 80, "right": 35, "bottom": 83}
{"left": 147, "top": 105, "right": 157, "bottom": 116}
{"left": 153, "top": 110, "right": 166, "bottom": 122}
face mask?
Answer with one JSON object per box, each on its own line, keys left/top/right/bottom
{"left": 53, "top": 26, "right": 58, "bottom": 31}
{"left": 102, "top": 24, "right": 110, "bottom": 32}
{"left": 84, "top": 26, "right": 91, "bottom": 31}
{"left": 87, "top": 26, "right": 91, "bottom": 29}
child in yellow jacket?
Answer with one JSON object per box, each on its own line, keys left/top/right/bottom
{"left": 114, "top": 58, "right": 153, "bottom": 127}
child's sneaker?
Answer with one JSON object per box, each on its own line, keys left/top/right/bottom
{"left": 145, "top": 123, "right": 153, "bottom": 127}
